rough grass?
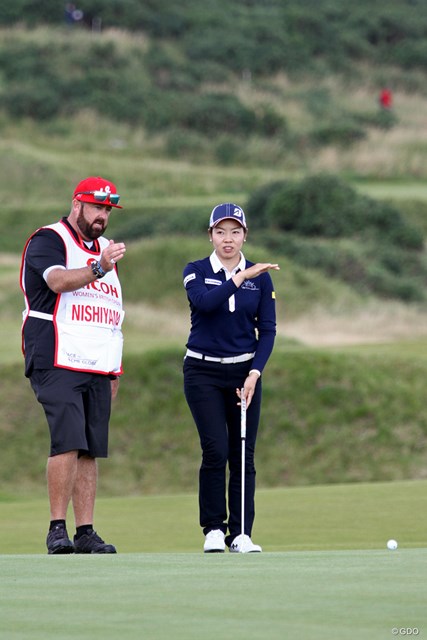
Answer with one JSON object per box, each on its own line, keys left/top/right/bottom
{"left": 3, "top": 347, "right": 427, "bottom": 495}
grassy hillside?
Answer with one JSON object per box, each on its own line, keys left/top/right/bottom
{"left": 3, "top": 340, "right": 427, "bottom": 496}
{"left": 1, "top": 20, "right": 427, "bottom": 255}
{"left": 1, "top": 6, "right": 427, "bottom": 495}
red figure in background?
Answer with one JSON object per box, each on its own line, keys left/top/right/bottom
{"left": 379, "top": 88, "right": 393, "bottom": 110}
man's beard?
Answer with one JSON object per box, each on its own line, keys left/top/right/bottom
{"left": 76, "top": 205, "right": 106, "bottom": 240}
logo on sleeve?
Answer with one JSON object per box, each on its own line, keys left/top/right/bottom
{"left": 183, "top": 273, "right": 196, "bottom": 287}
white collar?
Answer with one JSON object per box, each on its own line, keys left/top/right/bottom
{"left": 210, "top": 250, "right": 245, "bottom": 275}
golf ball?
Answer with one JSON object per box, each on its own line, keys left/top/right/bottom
{"left": 387, "top": 539, "right": 398, "bottom": 550}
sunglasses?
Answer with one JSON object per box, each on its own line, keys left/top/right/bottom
{"left": 76, "top": 190, "right": 121, "bottom": 205}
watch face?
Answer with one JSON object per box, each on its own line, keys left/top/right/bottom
{"left": 91, "top": 261, "right": 105, "bottom": 278}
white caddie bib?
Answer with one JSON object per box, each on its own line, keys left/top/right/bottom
{"left": 22, "top": 221, "right": 125, "bottom": 375}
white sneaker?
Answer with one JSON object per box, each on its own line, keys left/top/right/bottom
{"left": 229, "top": 534, "right": 262, "bottom": 553}
{"left": 203, "top": 529, "right": 225, "bottom": 553}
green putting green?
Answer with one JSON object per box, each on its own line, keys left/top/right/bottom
{"left": 0, "top": 550, "right": 425, "bottom": 640}
{"left": 0, "top": 481, "right": 425, "bottom": 639}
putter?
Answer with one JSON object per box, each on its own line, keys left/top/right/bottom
{"left": 240, "top": 387, "right": 247, "bottom": 552}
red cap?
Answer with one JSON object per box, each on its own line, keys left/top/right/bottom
{"left": 73, "top": 176, "right": 122, "bottom": 209}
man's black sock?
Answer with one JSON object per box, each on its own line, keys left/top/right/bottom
{"left": 75, "top": 525, "right": 94, "bottom": 539}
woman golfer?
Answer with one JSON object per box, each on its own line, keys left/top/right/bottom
{"left": 183, "top": 203, "right": 279, "bottom": 553}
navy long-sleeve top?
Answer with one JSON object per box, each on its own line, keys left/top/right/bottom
{"left": 183, "top": 251, "right": 277, "bottom": 373}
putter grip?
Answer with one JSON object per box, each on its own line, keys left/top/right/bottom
{"left": 240, "top": 388, "right": 247, "bottom": 438}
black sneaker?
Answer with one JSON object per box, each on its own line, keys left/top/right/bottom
{"left": 74, "top": 530, "right": 117, "bottom": 554}
{"left": 46, "top": 524, "right": 75, "bottom": 555}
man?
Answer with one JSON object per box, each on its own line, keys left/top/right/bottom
{"left": 20, "top": 176, "right": 126, "bottom": 554}
{"left": 379, "top": 88, "right": 393, "bottom": 110}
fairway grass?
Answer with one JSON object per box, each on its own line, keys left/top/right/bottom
{"left": 0, "top": 550, "right": 425, "bottom": 640}
{"left": 0, "top": 480, "right": 425, "bottom": 554}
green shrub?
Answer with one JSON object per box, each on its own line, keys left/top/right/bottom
{"left": 257, "top": 233, "right": 369, "bottom": 286}
{"left": 189, "top": 60, "right": 231, "bottom": 84}
{"left": 0, "top": 35, "right": 150, "bottom": 124}
{"left": 369, "top": 203, "right": 424, "bottom": 250}
{"left": 214, "top": 137, "right": 241, "bottom": 166}
{"left": 245, "top": 180, "right": 290, "bottom": 230}
{"left": 257, "top": 231, "right": 427, "bottom": 302}
{"left": 246, "top": 174, "right": 426, "bottom": 302}
{"left": 145, "top": 44, "right": 198, "bottom": 91}
{"left": 183, "top": 28, "right": 254, "bottom": 74}
{"left": 113, "top": 208, "right": 207, "bottom": 242}
{"left": 354, "top": 109, "right": 398, "bottom": 130}
{"left": 2, "top": 79, "right": 60, "bottom": 119}
{"left": 141, "top": 90, "right": 188, "bottom": 131}
{"left": 181, "top": 93, "right": 256, "bottom": 137}
{"left": 256, "top": 106, "right": 287, "bottom": 137}
{"left": 248, "top": 174, "right": 424, "bottom": 247}
{"left": 366, "top": 265, "right": 425, "bottom": 302}
{"left": 2, "top": 0, "right": 427, "bottom": 77}
{"left": 304, "top": 87, "right": 332, "bottom": 118}
{"left": 165, "top": 128, "right": 208, "bottom": 159}
{"left": 122, "top": 0, "right": 190, "bottom": 36}
{"left": 310, "top": 121, "right": 367, "bottom": 147}
{"left": 391, "top": 40, "right": 427, "bottom": 71}
{"left": 0, "top": 0, "right": 60, "bottom": 25}
{"left": 265, "top": 175, "right": 366, "bottom": 237}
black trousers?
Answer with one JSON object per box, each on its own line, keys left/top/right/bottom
{"left": 183, "top": 356, "right": 262, "bottom": 545}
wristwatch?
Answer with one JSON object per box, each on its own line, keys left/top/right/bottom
{"left": 90, "top": 260, "right": 106, "bottom": 279}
